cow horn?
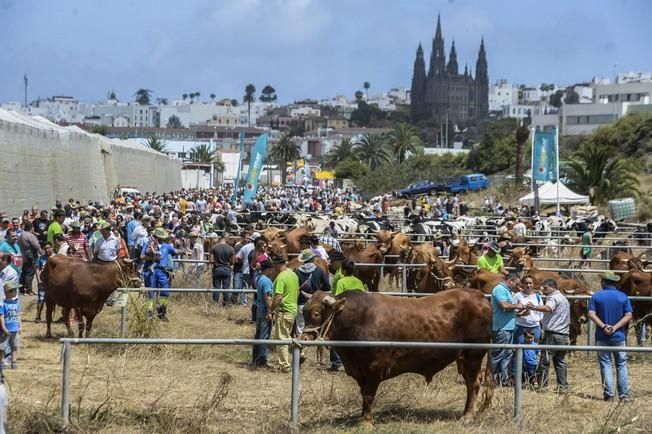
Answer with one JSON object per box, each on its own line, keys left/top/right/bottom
{"left": 446, "top": 255, "right": 457, "bottom": 265}
{"left": 565, "top": 289, "right": 576, "bottom": 294}
{"left": 301, "top": 291, "right": 313, "bottom": 300}
{"left": 122, "top": 258, "right": 134, "bottom": 264}
{"left": 322, "top": 295, "right": 337, "bottom": 306}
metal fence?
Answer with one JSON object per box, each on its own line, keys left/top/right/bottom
{"left": 58, "top": 337, "right": 652, "bottom": 429}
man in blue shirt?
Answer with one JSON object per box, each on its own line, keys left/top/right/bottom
{"left": 588, "top": 272, "right": 633, "bottom": 401}
{"left": 0, "top": 229, "right": 22, "bottom": 280}
{"left": 126, "top": 212, "right": 141, "bottom": 259}
{"left": 490, "top": 272, "right": 524, "bottom": 386}
{"left": 141, "top": 228, "right": 179, "bottom": 321}
{"left": 251, "top": 261, "right": 274, "bottom": 368}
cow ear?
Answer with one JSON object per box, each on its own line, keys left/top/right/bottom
{"left": 322, "top": 296, "right": 346, "bottom": 312}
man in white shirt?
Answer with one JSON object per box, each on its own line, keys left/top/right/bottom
{"left": 93, "top": 222, "right": 119, "bottom": 262}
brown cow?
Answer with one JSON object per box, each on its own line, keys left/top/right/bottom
{"left": 44, "top": 256, "right": 139, "bottom": 337}
{"left": 610, "top": 251, "right": 648, "bottom": 271}
{"left": 416, "top": 256, "right": 456, "bottom": 293}
{"left": 619, "top": 270, "right": 652, "bottom": 345}
{"left": 344, "top": 244, "right": 387, "bottom": 292}
{"left": 301, "top": 289, "right": 493, "bottom": 423}
{"left": 403, "top": 244, "right": 438, "bottom": 292}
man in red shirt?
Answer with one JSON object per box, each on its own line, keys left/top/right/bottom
{"left": 66, "top": 221, "right": 90, "bottom": 260}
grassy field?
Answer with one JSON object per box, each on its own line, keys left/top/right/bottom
{"left": 5, "top": 272, "right": 652, "bottom": 433}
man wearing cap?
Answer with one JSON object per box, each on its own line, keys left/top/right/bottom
{"left": 477, "top": 242, "right": 507, "bottom": 275}
{"left": 47, "top": 210, "right": 65, "bottom": 246}
{"left": 141, "top": 228, "right": 178, "bottom": 321}
{"left": 66, "top": 221, "right": 90, "bottom": 261}
{"left": 588, "top": 272, "right": 632, "bottom": 401}
{"left": 251, "top": 260, "right": 275, "bottom": 368}
{"left": 93, "top": 222, "right": 120, "bottom": 262}
{"left": 295, "top": 249, "right": 330, "bottom": 338}
{"left": 271, "top": 256, "right": 300, "bottom": 373}
{"left": 528, "top": 279, "right": 571, "bottom": 391}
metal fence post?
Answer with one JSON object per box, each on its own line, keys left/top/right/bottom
{"left": 380, "top": 256, "right": 385, "bottom": 282}
{"left": 290, "top": 342, "right": 301, "bottom": 428}
{"left": 513, "top": 347, "right": 523, "bottom": 427}
{"left": 61, "top": 341, "right": 72, "bottom": 427}
{"left": 401, "top": 265, "right": 407, "bottom": 293}
{"left": 119, "top": 291, "right": 128, "bottom": 338}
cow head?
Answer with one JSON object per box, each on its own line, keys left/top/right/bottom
{"left": 426, "top": 257, "right": 456, "bottom": 291}
{"left": 117, "top": 258, "right": 141, "bottom": 286}
{"left": 506, "top": 248, "right": 533, "bottom": 269}
{"left": 268, "top": 240, "right": 288, "bottom": 261}
{"left": 301, "top": 290, "right": 347, "bottom": 340}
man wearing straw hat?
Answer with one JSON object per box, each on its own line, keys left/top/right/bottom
{"left": 141, "top": 228, "right": 178, "bottom": 321}
{"left": 588, "top": 272, "right": 632, "bottom": 402}
{"left": 477, "top": 242, "right": 507, "bottom": 275}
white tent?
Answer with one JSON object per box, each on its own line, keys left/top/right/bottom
{"left": 518, "top": 181, "right": 590, "bottom": 206}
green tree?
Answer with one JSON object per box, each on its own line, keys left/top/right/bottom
{"left": 564, "top": 89, "right": 580, "bottom": 104}
{"left": 195, "top": 91, "right": 201, "bottom": 101}
{"left": 325, "top": 138, "right": 356, "bottom": 168}
{"left": 167, "top": 115, "right": 183, "bottom": 129}
{"left": 260, "top": 85, "right": 277, "bottom": 102}
{"left": 514, "top": 121, "right": 530, "bottom": 185}
{"left": 243, "top": 84, "right": 256, "bottom": 126}
{"left": 363, "top": 81, "right": 370, "bottom": 99}
{"left": 230, "top": 98, "right": 239, "bottom": 107}
{"left": 354, "top": 133, "right": 391, "bottom": 170}
{"left": 565, "top": 143, "right": 641, "bottom": 205}
{"left": 354, "top": 90, "right": 364, "bottom": 102}
{"left": 210, "top": 93, "right": 216, "bottom": 101}
{"left": 146, "top": 136, "right": 167, "bottom": 153}
{"left": 269, "top": 134, "right": 301, "bottom": 184}
{"left": 91, "top": 125, "right": 108, "bottom": 136}
{"left": 182, "top": 93, "right": 188, "bottom": 101}
{"left": 389, "top": 123, "right": 423, "bottom": 163}
{"left": 549, "top": 90, "right": 564, "bottom": 108}
{"left": 156, "top": 97, "right": 168, "bottom": 105}
{"left": 334, "top": 159, "right": 368, "bottom": 179}
{"left": 134, "top": 89, "right": 152, "bottom": 105}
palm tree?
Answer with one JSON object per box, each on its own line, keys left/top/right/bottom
{"left": 565, "top": 143, "right": 641, "bottom": 205}
{"left": 182, "top": 93, "right": 188, "bottom": 101}
{"left": 191, "top": 143, "right": 215, "bottom": 163}
{"left": 156, "top": 97, "right": 168, "bottom": 105}
{"left": 363, "top": 81, "right": 370, "bottom": 99}
{"left": 210, "top": 93, "right": 216, "bottom": 101}
{"left": 389, "top": 123, "right": 423, "bottom": 164}
{"left": 188, "top": 92, "right": 196, "bottom": 103}
{"left": 146, "top": 136, "right": 167, "bottom": 153}
{"left": 134, "top": 89, "right": 152, "bottom": 105}
{"left": 195, "top": 91, "right": 201, "bottom": 101}
{"left": 243, "top": 84, "right": 256, "bottom": 126}
{"left": 269, "top": 134, "right": 301, "bottom": 184}
{"left": 260, "top": 85, "right": 277, "bottom": 102}
{"left": 354, "top": 90, "right": 364, "bottom": 102}
{"left": 325, "top": 138, "right": 356, "bottom": 168}
{"left": 354, "top": 133, "right": 391, "bottom": 170}
{"left": 167, "top": 115, "right": 183, "bottom": 129}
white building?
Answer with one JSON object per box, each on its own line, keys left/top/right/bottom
{"left": 159, "top": 101, "right": 240, "bottom": 128}
{"left": 617, "top": 71, "right": 652, "bottom": 84}
{"left": 594, "top": 81, "right": 652, "bottom": 105}
{"left": 290, "top": 106, "right": 321, "bottom": 118}
{"left": 572, "top": 84, "right": 593, "bottom": 104}
{"left": 489, "top": 79, "right": 518, "bottom": 112}
{"left": 239, "top": 101, "right": 277, "bottom": 126}
{"left": 93, "top": 101, "right": 159, "bottom": 128}
{"left": 1, "top": 96, "right": 92, "bottom": 124}
{"left": 502, "top": 102, "right": 554, "bottom": 119}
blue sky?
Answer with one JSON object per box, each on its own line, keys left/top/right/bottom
{"left": 1, "top": 0, "right": 650, "bottom": 104}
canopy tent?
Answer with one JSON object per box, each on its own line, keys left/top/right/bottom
{"left": 518, "top": 181, "right": 590, "bottom": 206}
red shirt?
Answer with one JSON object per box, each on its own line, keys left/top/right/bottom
{"left": 66, "top": 232, "right": 88, "bottom": 260}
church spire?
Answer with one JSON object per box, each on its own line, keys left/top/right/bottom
{"left": 447, "top": 39, "right": 458, "bottom": 75}
{"left": 410, "top": 42, "right": 427, "bottom": 120}
{"left": 429, "top": 13, "right": 446, "bottom": 77}
{"left": 475, "top": 36, "right": 488, "bottom": 79}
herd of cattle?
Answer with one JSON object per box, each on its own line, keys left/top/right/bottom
{"left": 40, "top": 211, "right": 652, "bottom": 421}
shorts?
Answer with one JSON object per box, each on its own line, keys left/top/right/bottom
{"left": 2, "top": 333, "right": 19, "bottom": 353}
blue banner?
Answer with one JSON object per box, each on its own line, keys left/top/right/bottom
{"left": 532, "top": 129, "right": 558, "bottom": 182}
{"left": 242, "top": 133, "right": 269, "bottom": 203}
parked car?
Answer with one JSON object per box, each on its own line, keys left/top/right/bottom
{"left": 399, "top": 180, "right": 445, "bottom": 198}
{"left": 446, "top": 173, "right": 490, "bottom": 193}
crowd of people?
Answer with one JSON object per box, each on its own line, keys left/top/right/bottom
{"left": 0, "top": 185, "right": 639, "bottom": 404}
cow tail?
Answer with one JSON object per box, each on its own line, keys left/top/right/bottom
{"left": 479, "top": 350, "right": 494, "bottom": 412}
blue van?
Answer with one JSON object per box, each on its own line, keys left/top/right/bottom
{"left": 446, "top": 173, "right": 489, "bottom": 193}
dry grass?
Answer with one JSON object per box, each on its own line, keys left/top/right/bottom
{"left": 6, "top": 268, "right": 652, "bottom": 433}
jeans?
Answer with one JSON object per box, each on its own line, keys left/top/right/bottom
{"left": 20, "top": 262, "right": 36, "bottom": 293}
{"left": 597, "top": 340, "right": 629, "bottom": 400}
{"left": 295, "top": 304, "right": 305, "bottom": 336}
{"left": 233, "top": 272, "right": 249, "bottom": 305}
{"left": 491, "top": 330, "right": 514, "bottom": 385}
{"left": 536, "top": 332, "right": 569, "bottom": 389}
{"left": 212, "top": 267, "right": 232, "bottom": 304}
{"left": 252, "top": 309, "right": 272, "bottom": 367}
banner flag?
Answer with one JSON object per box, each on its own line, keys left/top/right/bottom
{"left": 532, "top": 129, "right": 558, "bottom": 182}
{"left": 242, "top": 133, "right": 268, "bottom": 203}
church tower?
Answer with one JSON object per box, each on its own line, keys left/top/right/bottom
{"left": 447, "top": 40, "right": 458, "bottom": 76}
{"left": 410, "top": 43, "right": 427, "bottom": 120}
{"left": 475, "top": 37, "right": 489, "bottom": 119}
